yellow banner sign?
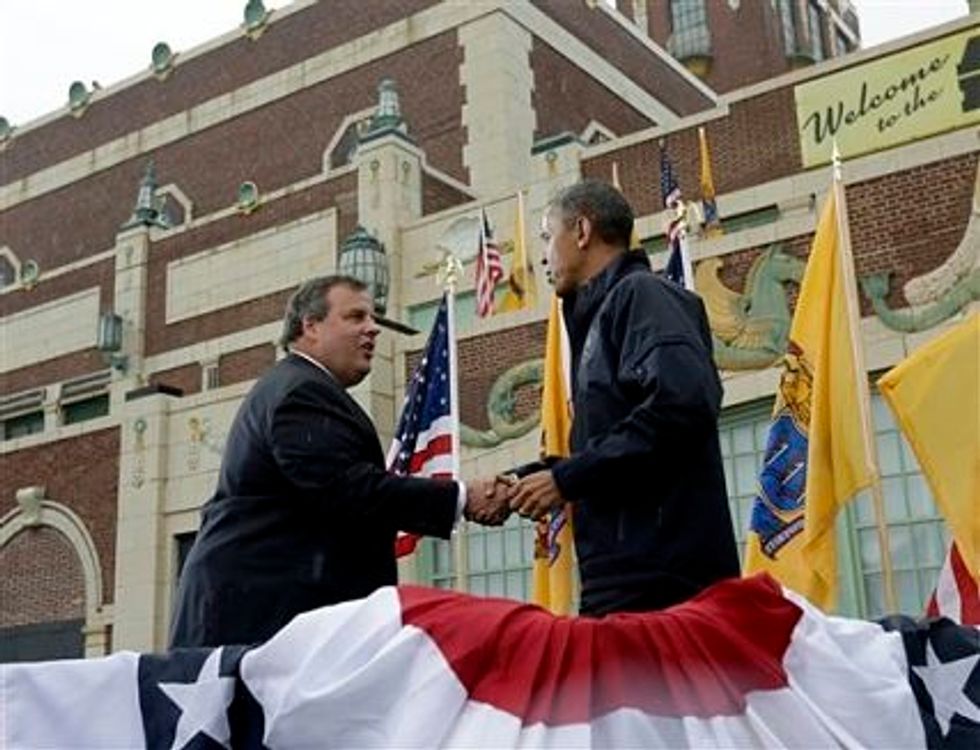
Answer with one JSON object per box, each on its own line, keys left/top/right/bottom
{"left": 795, "top": 27, "right": 980, "bottom": 167}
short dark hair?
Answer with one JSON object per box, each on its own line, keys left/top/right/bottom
{"left": 548, "top": 179, "right": 634, "bottom": 249}
{"left": 279, "top": 275, "right": 367, "bottom": 350}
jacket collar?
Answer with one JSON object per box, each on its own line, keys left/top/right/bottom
{"left": 565, "top": 250, "right": 651, "bottom": 333}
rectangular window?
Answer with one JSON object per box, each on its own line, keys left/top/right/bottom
{"left": 719, "top": 390, "right": 949, "bottom": 619}
{"left": 420, "top": 515, "right": 537, "bottom": 601}
{"left": 808, "top": 1, "right": 825, "bottom": 61}
{"left": 62, "top": 394, "right": 110, "bottom": 425}
{"left": 2, "top": 410, "right": 44, "bottom": 441}
{"left": 670, "top": 0, "right": 707, "bottom": 33}
{"left": 844, "top": 394, "right": 949, "bottom": 619}
{"left": 779, "top": 0, "right": 797, "bottom": 55}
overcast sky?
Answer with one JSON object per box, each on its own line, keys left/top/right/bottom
{"left": 0, "top": 0, "right": 971, "bottom": 127}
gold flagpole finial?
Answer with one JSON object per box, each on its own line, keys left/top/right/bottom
{"left": 831, "top": 140, "right": 843, "bottom": 182}
{"left": 437, "top": 252, "right": 463, "bottom": 293}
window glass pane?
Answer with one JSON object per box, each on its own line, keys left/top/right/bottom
{"left": 486, "top": 573, "right": 505, "bottom": 597}
{"left": 670, "top": 0, "right": 706, "bottom": 32}
{"left": 432, "top": 540, "right": 451, "bottom": 576}
{"left": 734, "top": 455, "right": 757, "bottom": 495}
{"left": 853, "top": 492, "right": 875, "bottom": 526}
{"left": 808, "top": 3, "right": 825, "bottom": 61}
{"left": 878, "top": 433, "right": 902, "bottom": 475}
{"left": 864, "top": 573, "right": 885, "bottom": 618}
{"left": 62, "top": 394, "right": 109, "bottom": 425}
{"left": 469, "top": 575, "right": 486, "bottom": 596}
{"left": 486, "top": 531, "right": 504, "bottom": 570}
{"left": 859, "top": 527, "right": 881, "bottom": 571}
{"left": 505, "top": 571, "right": 525, "bottom": 599}
{"left": 504, "top": 528, "right": 523, "bottom": 567}
{"left": 906, "top": 475, "right": 933, "bottom": 517}
{"left": 3, "top": 411, "right": 44, "bottom": 440}
{"left": 882, "top": 477, "right": 907, "bottom": 521}
{"left": 468, "top": 531, "right": 485, "bottom": 573}
{"left": 895, "top": 570, "right": 920, "bottom": 614}
{"left": 733, "top": 424, "right": 755, "bottom": 454}
{"left": 911, "top": 523, "right": 944, "bottom": 568}
{"left": 888, "top": 525, "right": 914, "bottom": 569}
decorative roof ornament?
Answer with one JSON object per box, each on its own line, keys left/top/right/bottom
{"left": 243, "top": 0, "right": 270, "bottom": 39}
{"left": 122, "top": 161, "right": 171, "bottom": 230}
{"left": 360, "top": 79, "right": 413, "bottom": 144}
{"left": 237, "top": 181, "right": 260, "bottom": 214}
{"left": 68, "top": 81, "right": 91, "bottom": 117}
{"left": 151, "top": 42, "right": 175, "bottom": 79}
{"left": 0, "top": 116, "right": 12, "bottom": 149}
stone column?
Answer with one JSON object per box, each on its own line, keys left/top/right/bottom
{"left": 111, "top": 391, "right": 177, "bottom": 651}
{"left": 350, "top": 132, "right": 424, "bottom": 451}
{"left": 108, "top": 227, "right": 151, "bottom": 413}
{"left": 459, "top": 11, "right": 536, "bottom": 197}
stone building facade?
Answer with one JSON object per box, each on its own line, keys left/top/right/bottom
{"left": 1, "top": 0, "right": 976, "bottom": 658}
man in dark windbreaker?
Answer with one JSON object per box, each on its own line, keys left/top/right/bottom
{"left": 507, "top": 179, "right": 740, "bottom": 616}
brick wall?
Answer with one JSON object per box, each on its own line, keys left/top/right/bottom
{"left": 695, "top": 151, "right": 977, "bottom": 319}
{"left": 0, "top": 259, "right": 115, "bottom": 395}
{"left": 149, "top": 363, "right": 202, "bottom": 396}
{"left": 218, "top": 343, "right": 276, "bottom": 387}
{"left": 642, "top": 0, "right": 791, "bottom": 94}
{"left": 0, "top": 350, "right": 107, "bottom": 397}
{"left": 2, "top": 0, "right": 441, "bottom": 184}
{"left": 0, "top": 427, "right": 120, "bottom": 603}
{"left": 407, "top": 321, "right": 547, "bottom": 431}
{"left": 144, "top": 173, "right": 357, "bottom": 357}
{"left": 422, "top": 172, "right": 473, "bottom": 216}
{"left": 531, "top": 40, "right": 653, "bottom": 140}
{"left": 0, "top": 527, "right": 85, "bottom": 627}
{"left": 1, "top": 31, "right": 462, "bottom": 271}
{"left": 533, "top": 0, "right": 713, "bottom": 116}
{"left": 582, "top": 87, "right": 801, "bottom": 216}
{"left": 847, "top": 152, "right": 978, "bottom": 310}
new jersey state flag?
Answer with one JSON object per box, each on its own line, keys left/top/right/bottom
{"left": 744, "top": 184, "right": 874, "bottom": 610}
{"left": 5, "top": 576, "right": 979, "bottom": 749}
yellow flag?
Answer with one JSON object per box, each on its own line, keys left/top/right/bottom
{"left": 531, "top": 296, "right": 576, "bottom": 614}
{"left": 744, "top": 185, "right": 875, "bottom": 609}
{"left": 500, "top": 190, "right": 537, "bottom": 312}
{"left": 699, "top": 127, "right": 723, "bottom": 238}
{"left": 878, "top": 313, "right": 980, "bottom": 576}
{"left": 611, "top": 162, "right": 642, "bottom": 251}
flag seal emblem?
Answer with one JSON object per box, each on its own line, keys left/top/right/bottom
{"left": 750, "top": 342, "right": 812, "bottom": 559}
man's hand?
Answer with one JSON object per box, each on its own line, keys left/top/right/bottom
{"left": 508, "top": 470, "right": 564, "bottom": 521}
{"left": 464, "top": 476, "right": 512, "bottom": 526}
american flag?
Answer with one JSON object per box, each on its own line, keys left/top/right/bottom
{"left": 659, "top": 144, "right": 687, "bottom": 287}
{"left": 387, "top": 294, "right": 456, "bottom": 556}
{"left": 926, "top": 541, "right": 980, "bottom": 624}
{"left": 475, "top": 208, "right": 503, "bottom": 317}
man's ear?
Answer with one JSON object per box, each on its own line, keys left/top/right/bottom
{"left": 577, "top": 215, "right": 593, "bottom": 249}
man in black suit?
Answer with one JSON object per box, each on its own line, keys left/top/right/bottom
{"left": 170, "top": 276, "right": 503, "bottom": 647}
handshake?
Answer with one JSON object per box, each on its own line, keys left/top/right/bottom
{"left": 463, "top": 470, "right": 564, "bottom": 526}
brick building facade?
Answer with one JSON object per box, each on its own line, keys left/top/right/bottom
{"left": 1, "top": 0, "right": 976, "bottom": 658}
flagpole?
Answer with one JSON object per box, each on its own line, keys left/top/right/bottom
{"left": 679, "top": 219, "right": 696, "bottom": 292}
{"left": 439, "top": 252, "right": 467, "bottom": 591}
{"left": 831, "top": 144, "right": 898, "bottom": 613}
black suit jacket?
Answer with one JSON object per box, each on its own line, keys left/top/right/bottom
{"left": 169, "top": 353, "right": 458, "bottom": 647}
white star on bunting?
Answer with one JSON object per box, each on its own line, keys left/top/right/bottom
{"left": 158, "top": 648, "right": 236, "bottom": 750}
{"left": 912, "top": 638, "right": 980, "bottom": 737}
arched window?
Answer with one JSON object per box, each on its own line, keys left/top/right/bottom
{"left": 670, "top": 0, "right": 707, "bottom": 33}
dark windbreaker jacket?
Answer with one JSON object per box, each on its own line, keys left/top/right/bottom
{"left": 547, "top": 251, "right": 740, "bottom": 615}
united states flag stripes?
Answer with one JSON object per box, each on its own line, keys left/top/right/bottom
{"left": 386, "top": 294, "right": 456, "bottom": 556}
{"left": 476, "top": 208, "right": 503, "bottom": 317}
{"left": 659, "top": 144, "right": 687, "bottom": 287}
{"left": 926, "top": 541, "right": 980, "bottom": 624}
